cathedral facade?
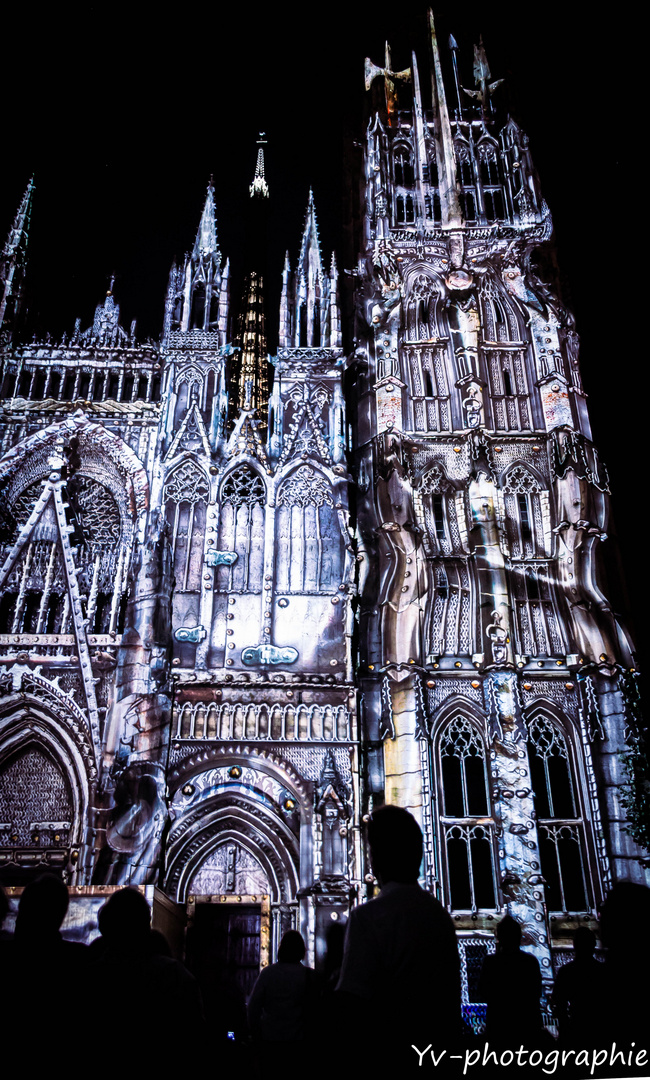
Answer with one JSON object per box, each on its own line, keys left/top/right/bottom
{"left": 0, "top": 14, "right": 646, "bottom": 1013}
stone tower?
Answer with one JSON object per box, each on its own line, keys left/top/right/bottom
{"left": 352, "top": 12, "right": 646, "bottom": 997}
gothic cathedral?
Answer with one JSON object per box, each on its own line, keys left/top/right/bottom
{"left": 0, "top": 14, "right": 645, "bottom": 1015}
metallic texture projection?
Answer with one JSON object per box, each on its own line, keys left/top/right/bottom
{"left": 0, "top": 15, "right": 645, "bottom": 1018}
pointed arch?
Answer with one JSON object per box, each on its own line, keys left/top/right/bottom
{"left": 214, "top": 463, "right": 266, "bottom": 594}
{"left": 429, "top": 698, "right": 498, "bottom": 912}
{"left": 401, "top": 270, "right": 453, "bottom": 432}
{"left": 523, "top": 700, "right": 591, "bottom": 912}
{"left": 501, "top": 462, "right": 551, "bottom": 559}
{"left": 164, "top": 459, "right": 209, "bottom": 594}
{"left": 0, "top": 415, "right": 149, "bottom": 520}
{"left": 164, "top": 750, "right": 307, "bottom": 903}
{"left": 0, "top": 684, "right": 94, "bottom": 881}
{"left": 274, "top": 464, "right": 343, "bottom": 593}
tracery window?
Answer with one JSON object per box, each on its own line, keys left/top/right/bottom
{"left": 164, "top": 460, "right": 209, "bottom": 592}
{"left": 527, "top": 714, "right": 589, "bottom": 912}
{"left": 438, "top": 716, "right": 497, "bottom": 911}
{"left": 428, "top": 563, "right": 472, "bottom": 657}
{"left": 213, "top": 466, "right": 265, "bottom": 593}
{"left": 477, "top": 140, "right": 505, "bottom": 221}
{"left": 420, "top": 466, "right": 463, "bottom": 556}
{"left": 275, "top": 466, "right": 342, "bottom": 593}
{"left": 455, "top": 141, "right": 477, "bottom": 222}
{"left": 3, "top": 476, "right": 125, "bottom": 635}
{"left": 502, "top": 466, "right": 548, "bottom": 559}
{"left": 393, "top": 145, "right": 414, "bottom": 187}
{"left": 511, "top": 565, "right": 565, "bottom": 658}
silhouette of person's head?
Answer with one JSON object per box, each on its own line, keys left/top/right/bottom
{"left": 573, "top": 925, "right": 596, "bottom": 959}
{"left": 599, "top": 881, "right": 650, "bottom": 955}
{"left": 367, "top": 804, "right": 422, "bottom": 884}
{"left": 277, "top": 929, "right": 306, "bottom": 963}
{"left": 98, "top": 887, "right": 151, "bottom": 951}
{"left": 496, "top": 914, "right": 522, "bottom": 952}
{"left": 16, "top": 873, "right": 69, "bottom": 939}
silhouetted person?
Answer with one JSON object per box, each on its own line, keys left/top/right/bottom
{"left": 248, "top": 929, "right": 318, "bottom": 1071}
{"left": 598, "top": 881, "right": 650, "bottom": 1046}
{"left": 552, "top": 926, "right": 606, "bottom": 1045}
{"left": 478, "top": 914, "right": 543, "bottom": 1047}
{"left": 336, "top": 805, "right": 462, "bottom": 1067}
{"left": 2, "top": 874, "right": 87, "bottom": 1052}
{"left": 88, "top": 887, "right": 203, "bottom": 1065}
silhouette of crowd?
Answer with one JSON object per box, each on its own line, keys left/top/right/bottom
{"left": 0, "top": 811, "right": 648, "bottom": 1077}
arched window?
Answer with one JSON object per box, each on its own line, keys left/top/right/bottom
{"left": 502, "top": 466, "right": 549, "bottom": 560}
{"left": 0, "top": 742, "right": 75, "bottom": 866}
{"left": 215, "top": 466, "right": 265, "bottom": 593}
{"left": 438, "top": 715, "right": 497, "bottom": 911}
{"left": 420, "top": 466, "right": 464, "bottom": 556}
{"left": 275, "top": 466, "right": 342, "bottom": 593}
{"left": 481, "top": 287, "right": 531, "bottom": 430}
{"left": 394, "top": 145, "right": 414, "bottom": 187}
{"left": 527, "top": 714, "right": 589, "bottom": 912}
{"left": 164, "top": 461, "right": 209, "bottom": 592}
{"left": 5, "top": 476, "right": 125, "bottom": 636}
{"left": 511, "top": 565, "right": 565, "bottom": 658}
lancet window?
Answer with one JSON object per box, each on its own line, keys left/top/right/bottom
{"left": 164, "top": 461, "right": 209, "bottom": 593}
{"left": 527, "top": 714, "right": 589, "bottom": 912}
{"left": 405, "top": 347, "right": 451, "bottom": 432}
{"left": 393, "top": 145, "right": 414, "bottom": 187}
{"left": 511, "top": 565, "right": 565, "bottom": 658}
{"left": 502, "top": 466, "right": 549, "bottom": 559}
{"left": 420, "top": 467, "right": 464, "bottom": 556}
{"left": 427, "top": 563, "right": 473, "bottom": 657}
{"left": 477, "top": 140, "right": 505, "bottom": 221}
{"left": 215, "top": 466, "right": 265, "bottom": 593}
{"left": 396, "top": 193, "right": 416, "bottom": 225}
{"left": 455, "top": 141, "right": 477, "bottom": 222}
{"left": 437, "top": 715, "right": 497, "bottom": 911}
{"left": 275, "top": 466, "right": 342, "bottom": 594}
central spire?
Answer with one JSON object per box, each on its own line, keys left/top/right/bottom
{"left": 193, "top": 178, "right": 220, "bottom": 262}
{"left": 250, "top": 133, "right": 269, "bottom": 199}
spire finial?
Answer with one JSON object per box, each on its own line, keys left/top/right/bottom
{"left": 193, "top": 179, "right": 220, "bottom": 262}
{"left": 250, "top": 133, "right": 269, "bottom": 198}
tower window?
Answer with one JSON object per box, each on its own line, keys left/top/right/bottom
{"left": 432, "top": 494, "right": 446, "bottom": 540}
{"left": 527, "top": 715, "right": 588, "bottom": 912}
{"left": 438, "top": 716, "right": 497, "bottom": 911}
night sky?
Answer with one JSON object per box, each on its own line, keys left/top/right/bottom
{"left": 2, "top": 3, "right": 644, "bottom": 663}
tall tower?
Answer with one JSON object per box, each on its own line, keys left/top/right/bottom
{"left": 231, "top": 135, "right": 272, "bottom": 421}
{"left": 352, "top": 11, "right": 646, "bottom": 994}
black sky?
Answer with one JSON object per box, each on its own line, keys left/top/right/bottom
{"left": 1, "top": 2, "right": 645, "bottom": 662}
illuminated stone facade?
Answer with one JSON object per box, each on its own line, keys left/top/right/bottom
{"left": 0, "top": 17, "right": 646, "bottom": 1008}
